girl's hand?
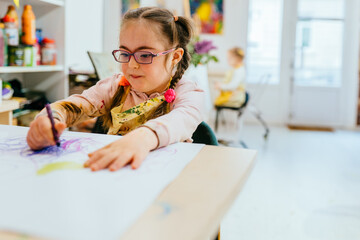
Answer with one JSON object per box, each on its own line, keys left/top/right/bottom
{"left": 27, "top": 115, "right": 67, "bottom": 150}
{"left": 84, "top": 127, "right": 158, "bottom": 171}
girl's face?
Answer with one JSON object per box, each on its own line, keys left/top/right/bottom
{"left": 227, "top": 51, "right": 243, "bottom": 68}
{"left": 119, "top": 21, "right": 183, "bottom": 95}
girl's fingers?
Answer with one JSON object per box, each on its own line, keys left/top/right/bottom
{"left": 85, "top": 141, "right": 117, "bottom": 165}
{"left": 32, "top": 117, "right": 54, "bottom": 146}
{"left": 43, "top": 123, "right": 57, "bottom": 145}
{"left": 84, "top": 150, "right": 103, "bottom": 167}
{"left": 55, "top": 122, "right": 66, "bottom": 135}
{"left": 131, "top": 153, "right": 146, "bottom": 169}
{"left": 84, "top": 147, "right": 114, "bottom": 168}
{"left": 89, "top": 151, "right": 117, "bottom": 171}
{"left": 26, "top": 132, "right": 38, "bottom": 150}
{"left": 26, "top": 117, "right": 65, "bottom": 150}
{"left": 32, "top": 121, "right": 52, "bottom": 148}
{"left": 109, "top": 153, "right": 133, "bottom": 171}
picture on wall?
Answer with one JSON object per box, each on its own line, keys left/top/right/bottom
{"left": 189, "top": 0, "right": 224, "bottom": 34}
{"left": 122, "top": 0, "right": 140, "bottom": 16}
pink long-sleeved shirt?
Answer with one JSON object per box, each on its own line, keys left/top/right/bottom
{"left": 40, "top": 73, "right": 204, "bottom": 148}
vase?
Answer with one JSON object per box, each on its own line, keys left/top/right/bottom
{"left": 184, "top": 64, "right": 212, "bottom": 123}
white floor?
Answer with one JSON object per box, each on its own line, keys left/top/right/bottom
{"left": 216, "top": 123, "right": 360, "bottom": 240}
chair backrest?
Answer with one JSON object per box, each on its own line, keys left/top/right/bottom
{"left": 241, "top": 91, "right": 250, "bottom": 108}
{"left": 192, "top": 121, "right": 219, "bottom": 146}
{"left": 87, "top": 51, "right": 120, "bottom": 80}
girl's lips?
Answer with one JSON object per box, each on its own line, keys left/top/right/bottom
{"left": 130, "top": 74, "right": 142, "bottom": 79}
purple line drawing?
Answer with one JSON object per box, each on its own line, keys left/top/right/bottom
{"left": 0, "top": 136, "right": 103, "bottom": 173}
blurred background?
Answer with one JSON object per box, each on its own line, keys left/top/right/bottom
{"left": 0, "top": 0, "right": 359, "bottom": 239}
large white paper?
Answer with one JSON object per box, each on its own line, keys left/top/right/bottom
{"left": 0, "top": 125, "right": 204, "bottom": 240}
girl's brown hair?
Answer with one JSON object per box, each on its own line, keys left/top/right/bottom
{"left": 102, "top": 7, "right": 194, "bottom": 130}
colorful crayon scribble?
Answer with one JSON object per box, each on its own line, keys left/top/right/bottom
{"left": 37, "top": 161, "right": 83, "bottom": 175}
{"left": 0, "top": 136, "right": 100, "bottom": 175}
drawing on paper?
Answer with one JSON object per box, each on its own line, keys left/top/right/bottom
{"left": 0, "top": 136, "right": 100, "bottom": 176}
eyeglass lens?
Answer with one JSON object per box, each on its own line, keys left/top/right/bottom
{"left": 115, "top": 51, "right": 153, "bottom": 64}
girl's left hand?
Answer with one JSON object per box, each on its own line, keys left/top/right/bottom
{"left": 84, "top": 127, "right": 158, "bottom": 171}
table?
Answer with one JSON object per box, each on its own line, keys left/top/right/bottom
{"left": 0, "top": 139, "right": 256, "bottom": 240}
{"left": 0, "top": 100, "right": 19, "bottom": 125}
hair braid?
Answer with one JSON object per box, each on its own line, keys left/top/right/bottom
{"left": 102, "top": 7, "right": 194, "bottom": 130}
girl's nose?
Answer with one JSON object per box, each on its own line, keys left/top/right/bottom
{"left": 128, "top": 55, "right": 140, "bottom": 69}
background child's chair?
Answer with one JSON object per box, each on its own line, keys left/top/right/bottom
{"left": 214, "top": 91, "right": 249, "bottom": 132}
{"left": 214, "top": 74, "right": 271, "bottom": 147}
{"left": 246, "top": 74, "right": 271, "bottom": 139}
{"left": 214, "top": 92, "right": 249, "bottom": 148}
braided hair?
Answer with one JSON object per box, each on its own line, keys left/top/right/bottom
{"left": 102, "top": 7, "right": 194, "bottom": 130}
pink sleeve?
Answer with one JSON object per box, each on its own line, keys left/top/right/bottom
{"left": 37, "top": 74, "right": 121, "bottom": 126}
{"left": 143, "top": 79, "right": 205, "bottom": 148}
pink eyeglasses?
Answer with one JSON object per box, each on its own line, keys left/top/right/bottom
{"left": 112, "top": 48, "right": 175, "bottom": 64}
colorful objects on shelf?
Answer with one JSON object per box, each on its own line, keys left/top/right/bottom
{"left": 5, "top": 5, "right": 19, "bottom": 28}
{"left": 41, "top": 37, "right": 57, "bottom": 65}
{"left": 2, "top": 81, "right": 14, "bottom": 100}
{"left": 21, "top": 5, "right": 36, "bottom": 45}
{"left": 13, "top": 0, "right": 19, "bottom": 8}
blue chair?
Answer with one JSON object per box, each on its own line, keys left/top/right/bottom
{"left": 191, "top": 121, "right": 218, "bottom": 146}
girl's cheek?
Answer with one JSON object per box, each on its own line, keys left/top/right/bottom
{"left": 121, "top": 64, "right": 127, "bottom": 73}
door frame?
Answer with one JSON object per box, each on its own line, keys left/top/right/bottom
{"left": 279, "top": 0, "right": 360, "bottom": 129}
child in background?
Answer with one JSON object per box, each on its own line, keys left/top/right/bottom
{"left": 215, "top": 47, "right": 246, "bottom": 107}
{"left": 26, "top": 7, "right": 204, "bottom": 171}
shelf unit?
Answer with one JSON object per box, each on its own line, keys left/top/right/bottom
{"left": 0, "top": 0, "right": 64, "bottom": 7}
{"left": 0, "top": 0, "right": 66, "bottom": 102}
{"left": 0, "top": 65, "right": 64, "bottom": 73}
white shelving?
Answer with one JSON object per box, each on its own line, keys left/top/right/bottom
{"left": 0, "top": 0, "right": 66, "bottom": 102}
{"left": 0, "top": 0, "right": 64, "bottom": 7}
{"left": 38, "top": 0, "right": 64, "bottom": 6}
{"left": 0, "top": 65, "right": 64, "bottom": 73}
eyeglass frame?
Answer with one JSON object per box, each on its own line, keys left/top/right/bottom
{"left": 112, "top": 48, "right": 176, "bottom": 64}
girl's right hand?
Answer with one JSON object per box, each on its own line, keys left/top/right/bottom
{"left": 26, "top": 115, "right": 67, "bottom": 150}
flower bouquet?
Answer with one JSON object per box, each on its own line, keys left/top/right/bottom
{"left": 188, "top": 36, "right": 218, "bottom": 67}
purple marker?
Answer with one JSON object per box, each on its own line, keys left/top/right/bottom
{"left": 45, "top": 103, "right": 60, "bottom": 147}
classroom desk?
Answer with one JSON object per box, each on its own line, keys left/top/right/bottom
{"left": 0, "top": 100, "right": 19, "bottom": 125}
{"left": 0, "top": 130, "right": 256, "bottom": 240}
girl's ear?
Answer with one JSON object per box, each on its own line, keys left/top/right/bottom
{"left": 171, "top": 48, "right": 184, "bottom": 65}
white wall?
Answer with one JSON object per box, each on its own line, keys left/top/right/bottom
{"left": 65, "top": 0, "right": 104, "bottom": 72}
{"left": 167, "top": 0, "right": 249, "bottom": 72}
{"left": 101, "top": 0, "right": 360, "bottom": 128}
{"left": 103, "top": 0, "right": 121, "bottom": 53}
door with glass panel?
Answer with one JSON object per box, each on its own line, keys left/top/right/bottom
{"left": 288, "top": 0, "right": 344, "bottom": 127}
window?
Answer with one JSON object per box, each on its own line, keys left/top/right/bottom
{"left": 294, "top": 0, "right": 344, "bottom": 86}
{"left": 246, "top": 0, "right": 283, "bottom": 84}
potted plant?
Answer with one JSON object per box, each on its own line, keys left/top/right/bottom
{"left": 188, "top": 36, "right": 218, "bottom": 67}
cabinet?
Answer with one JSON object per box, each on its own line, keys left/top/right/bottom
{"left": 0, "top": 0, "right": 66, "bottom": 102}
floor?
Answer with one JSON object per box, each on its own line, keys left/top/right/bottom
{"left": 215, "top": 122, "right": 360, "bottom": 240}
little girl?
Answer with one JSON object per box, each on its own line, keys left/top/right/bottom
{"left": 214, "top": 47, "right": 246, "bottom": 107}
{"left": 26, "top": 7, "right": 204, "bottom": 171}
